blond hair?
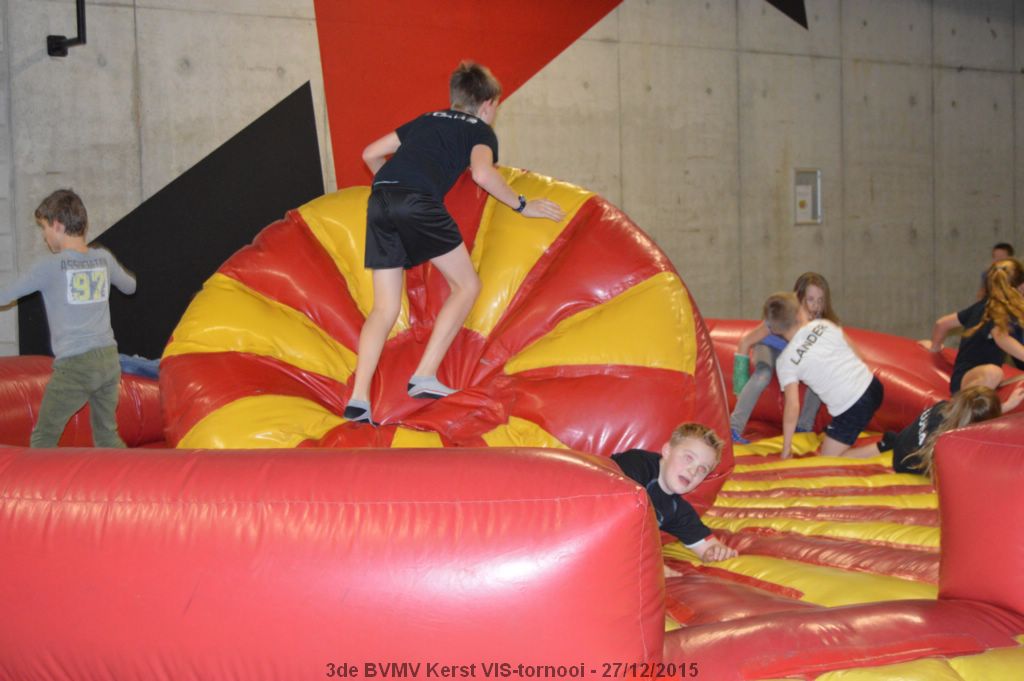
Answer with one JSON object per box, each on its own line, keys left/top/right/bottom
{"left": 966, "top": 258, "right": 1024, "bottom": 339}
{"left": 904, "top": 385, "right": 1002, "bottom": 479}
{"left": 669, "top": 422, "right": 723, "bottom": 466}
{"left": 763, "top": 292, "right": 800, "bottom": 335}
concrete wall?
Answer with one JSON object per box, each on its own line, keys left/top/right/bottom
{"left": 0, "top": 0, "right": 331, "bottom": 356}
{"left": 1, "top": 0, "right": 15, "bottom": 354}
{"left": 502, "top": 0, "right": 1024, "bottom": 339}
{"left": 2, "top": 0, "right": 1023, "bottom": 356}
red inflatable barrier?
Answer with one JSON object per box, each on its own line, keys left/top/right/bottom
{"left": 663, "top": 598, "right": 1024, "bottom": 680}
{"left": 660, "top": 328, "right": 1024, "bottom": 678}
{"left": 0, "top": 446, "right": 664, "bottom": 679}
{"left": 0, "top": 355, "right": 163, "bottom": 447}
{"left": 937, "top": 413, "right": 1024, "bottom": 617}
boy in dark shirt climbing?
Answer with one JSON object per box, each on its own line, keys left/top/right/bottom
{"left": 344, "top": 60, "right": 564, "bottom": 424}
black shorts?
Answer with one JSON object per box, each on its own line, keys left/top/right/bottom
{"left": 365, "top": 186, "right": 463, "bottom": 269}
{"left": 825, "top": 376, "right": 884, "bottom": 446}
{"left": 877, "top": 429, "right": 920, "bottom": 472}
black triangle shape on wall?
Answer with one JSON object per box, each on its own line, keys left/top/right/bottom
{"left": 19, "top": 81, "right": 325, "bottom": 359}
{"left": 765, "top": 0, "right": 808, "bottom": 29}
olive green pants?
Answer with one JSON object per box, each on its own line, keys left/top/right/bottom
{"left": 31, "top": 345, "right": 125, "bottom": 448}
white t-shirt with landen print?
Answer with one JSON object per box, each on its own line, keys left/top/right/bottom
{"left": 775, "top": 320, "right": 873, "bottom": 416}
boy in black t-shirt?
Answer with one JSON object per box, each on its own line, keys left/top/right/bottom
{"left": 612, "top": 423, "right": 738, "bottom": 563}
{"left": 344, "top": 61, "right": 565, "bottom": 424}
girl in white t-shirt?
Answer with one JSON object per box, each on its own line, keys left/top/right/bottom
{"left": 764, "top": 292, "right": 884, "bottom": 459}
{"left": 730, "top": 272, "right": 838, "bottom": 443}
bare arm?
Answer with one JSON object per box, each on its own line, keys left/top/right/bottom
{"left": 780, "top": 382, "right": 801, "bottom": 459}
{"left": 362, "top": 132, "right": 401, "bottom": 175}
{"left": 924, "top": 313, "right": 961, "bottom": 352}
{"left": 992, "top": 327, "right": 1024, "bottom": 364}
{"left": 1000, "top": 383, "right": 1024, "bottom": 413}
{"left": 737, "top": 322, "right": 769, "bottom": 356}
{"left": 469, "top": 145, "right": 565, "bottom": 220}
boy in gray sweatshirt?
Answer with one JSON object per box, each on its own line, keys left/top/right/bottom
{"left": 0, "top": 189, "right": 136, "bottom": 447}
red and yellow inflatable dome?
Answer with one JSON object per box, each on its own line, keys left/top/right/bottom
{"left": 159, "top": 168, "right": 732, "bottom": 507}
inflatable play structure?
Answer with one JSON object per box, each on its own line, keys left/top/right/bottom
{"left": 157, "top": 168, "right": 732, "bottom": 513}
{"left": 2, "top": 169, "right": 1023, "bottom": 679}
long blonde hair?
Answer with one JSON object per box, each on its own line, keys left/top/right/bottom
{"left": 966, "top": 258, "right": 1024, "bottom": 337}
{"left": 905, "top": 386, "right": 1002, "bottom": 479}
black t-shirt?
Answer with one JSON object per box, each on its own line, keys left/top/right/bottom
{"left": 951, "top": 298, "right": 1024, "bottom": 391}
{"left": 879, "top": 401, "right": 946, "bottom": 473}
{"left": 610, "top": 449, "right": 711, "bottom": 546}
{"left": 373, "top": 110, "right": 499, "bottom": 200}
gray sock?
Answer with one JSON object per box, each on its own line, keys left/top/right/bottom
{"left": 407, "top": 376, "right": 455, "bottom": 399}
{"left": 343, "top": 399, "right": 373, "bottom": 422}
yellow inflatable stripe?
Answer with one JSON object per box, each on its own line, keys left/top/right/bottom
{"left": 505, "top": 272, "right": 696, "bottom": 375}
{"left": 737, "top": 432, "right": 823, "bottom": 454}
{"left": 732, "top": 432, "right": 828, "bottom": 459}
{"left": 663, "top": 542, "right": 703, "bottom": 563}
{"left": 481, "top": 416, "right": 569, "bottom": 449}
{"left": 703, "top": 516, "right": 939, "bottom": 549}
{"left": 297, "top": 189, "right": 410, "bottom": 336}
{"left": 391, "top": 427, "right": 444, "bottom": 448}
{"left": 713, "top": 493, "right": 937, "bottom": 510}
{"left": 948, "top": 644, "right": 1024, "bottom": 681}
{"left": 815, "top": 658, "right": 965, "bottom": 680}
{"left": 661, "top": 548, "right": 936, "bottom": 607}
{"left": 734, "top": 449, "right": 894, "bottom": 473}
{"left": 164, "top": 274, "right": 357, "bottom": 382}
{"left": 178, "top": 395, "right": 343, "bottom": 449}
{"left": 723, "top": 473, "right": 931, "bottom": 493}
{"left": 465, "top": 167, "right": 592, "bottom": 337}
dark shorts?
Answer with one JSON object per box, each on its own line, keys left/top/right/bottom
{"left": 877, "top": 429, "right": 921, "bottom": 472}
{"left": 825, "top": 376, "right": 884, "bottom": 446}
{"left": 365, "top": 186, "right": 463, "bottom": 270}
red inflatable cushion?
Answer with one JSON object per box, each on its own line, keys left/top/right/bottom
{"left": 0, "top": 356, "right": 163, "bottom": 447}
{"left": 937, "top": 412, "right": 1024, "bottom": 615}
{"left": 0, "top": 446, "right": 665, "bottom": 678}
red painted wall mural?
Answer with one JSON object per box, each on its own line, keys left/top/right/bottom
{"left": 313, "top": 0, "right": 622, "bottom": 188}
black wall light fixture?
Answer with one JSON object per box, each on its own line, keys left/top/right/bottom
{"left": 47, "top": 0, "right": 87, "bottom": 57}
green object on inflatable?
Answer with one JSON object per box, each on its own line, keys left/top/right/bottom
{"left": 733, "top": 353, "right": 750, "bottom": 396}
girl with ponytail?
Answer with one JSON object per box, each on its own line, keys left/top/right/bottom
{"left": 924, "top": 258, "right": 1024, "bottom": 393}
